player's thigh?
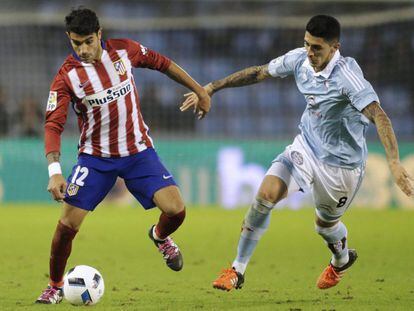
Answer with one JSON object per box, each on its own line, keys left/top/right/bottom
{"left": 59, "top": 202, "right": 89, "bottom": 231}
{"left": 268, "top": 136, "right": 314, "bottom": 196}
{"left": 64, "top": 155, "right": 118, "bottom": 212}
{"left": 264, "top": 160, "right": 303, "bottom": 204}
{"left": 313, "top": 165, "right": 364, "bottom": 221}
{"left": 122, "top": 148, "right": 178, "bottom": 211}
{"left": 153, "top": 185, "right": 185, "bottom": 216}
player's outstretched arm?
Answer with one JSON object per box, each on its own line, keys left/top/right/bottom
{"left": 46, "top": 151, "right": 67, "bottom": 203}
{"left": 164, "top": 61, "right": 210, "bottom": 119}
{"left": 180, "top": 64, "right": 271, "bottom": 114}
{"left": 207, "top": 64, "right": 271, "bottom": 95}
{"left": 362, "top": 101, "right": 414, "bottom": 196}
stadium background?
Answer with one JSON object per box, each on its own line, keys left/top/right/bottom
{"left": 0, "top": 0, "right": 413, "bottom": 209}
{"left": 1, "top": 1, "right": 414, "bottom": 310}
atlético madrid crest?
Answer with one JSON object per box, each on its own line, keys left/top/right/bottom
{"left": 67, "top": 183, "right": 79, "bottom": 196}
{"left": 113, "top": 59, "right": 127, "bottom": 76}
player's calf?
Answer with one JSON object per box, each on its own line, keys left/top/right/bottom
{"left": 232, "top": 197, "right": 274, "bottom": 273}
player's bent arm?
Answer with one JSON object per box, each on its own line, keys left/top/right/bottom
{"left": 164, "top": 62, "right": 209, "bottom": 101}
{"left": 164, "top": 61, "right": 210, "bottom": 118}
{"left": 362, "top": 101, "right": 399, "bottom": 164}
{"left": 362, "top": 102, "right": 400, "bottom": 164}
{"left": 362, "top": 101, "right": 414, "bottom": 196}
{"left": 207, "top": 64, "right": 271, "bottom": 95}
{"left": 180, "top": 64, "right": 271, "bottom": 116}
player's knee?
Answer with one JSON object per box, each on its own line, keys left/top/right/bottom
{"left": 315, "top": 216, "right": 339, "bottom": 228}
{"left": 59, "top": 217, "right": 81, "bottom": 231}
{"left": 163, "top": 202, "right": 185, "bottom": 217}
{"left": 257, "top": 189, "right": 283, "bottom": 204}
{"left": 60, "top": 213, "right": 83, "bottom": 231}
{"left": 60, "top": 203, "right": 88, "bottom": 230}
{"left": 241, "top": 198, "right": 274, "bottom": 240}
{"left": 252, "top": 197, "right": 274, "bottom": 214}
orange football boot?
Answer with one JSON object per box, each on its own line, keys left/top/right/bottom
{"left": 317, "top": 249, "right": 358, "bottom": 289}
{"left": 213, "top": 267, "right": 244, "bottom": 291}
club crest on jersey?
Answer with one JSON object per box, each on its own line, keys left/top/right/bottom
{"left": 113, "top": 59, "right": 126, "bottom": 76}
{"left": 67, "top": 183, "right": 79, "bottom": 196}
{"left": 140, "top": 45, "right": 148, "bottom": 55}
{"left": 46, "top": 91, "right": 57, "bottom": 111}
{"left": 291, "top": 151, "right": 304, "bottom": 165}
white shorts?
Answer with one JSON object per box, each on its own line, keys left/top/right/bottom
{"left": 266, "top": 135, "right": 365, "bottom": 222}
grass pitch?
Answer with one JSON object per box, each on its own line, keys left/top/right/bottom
{"left": 0, "top": 204, "right": 413, "bottom": 310}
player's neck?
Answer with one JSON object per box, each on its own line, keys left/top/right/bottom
{"left": 313, "top": 51, "right": 336, "bottom": 72}
{"left": 314, "top": 65, "right": 326, "bottom": 73}
{"left": 92, "top": 46, "right": 103, "bottom": 63}
{"left": 314, "top": 55, "right": 334, "bottom": 73}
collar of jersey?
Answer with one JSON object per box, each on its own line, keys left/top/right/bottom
{"left": 302, "top": 50, "right": 341, "bottom": 79}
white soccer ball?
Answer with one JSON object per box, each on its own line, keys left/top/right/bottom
{"left": 63, "top": 265, "right": 105, "bottom": 305}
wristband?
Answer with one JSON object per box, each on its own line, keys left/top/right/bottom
{"left": 48, "top": 162, "right": 62, "bottom": 177}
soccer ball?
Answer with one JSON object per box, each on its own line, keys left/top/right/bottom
{"left": 63, "top": 265, "right": 105, "bottom": 305}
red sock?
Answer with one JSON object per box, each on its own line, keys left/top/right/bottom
{"left": 49, "top": 221, "right": 78, "bottom": 287}
{"left": 155, "top": 209, "right": 186, "bottom": 240}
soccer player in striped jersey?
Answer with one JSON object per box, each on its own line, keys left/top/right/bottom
{"left": 182, "top": 15, "right": 413, "bottom": 291}
{"left": 36, "top": 7, "right": 210, "bottom": 304}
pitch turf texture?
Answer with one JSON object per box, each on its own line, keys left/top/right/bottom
{"left": 0, "top": 205, "right": 413, "bottom": 310}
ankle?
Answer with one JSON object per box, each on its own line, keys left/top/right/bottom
{"left": 331, "top": 253, "right": 349, "bottom": 268}
{"left": 49, "top": 280, "right": 64, "bottom": 288}
{"left": 153, "top": 226, "right": 167, "bottom": 242}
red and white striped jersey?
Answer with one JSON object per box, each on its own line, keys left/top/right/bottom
{"left": 44, "top": 38, "right": 171, "bottom": 157}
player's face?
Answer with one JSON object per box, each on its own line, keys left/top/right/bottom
{"left": 67, "top": 30, "right": 102, "bottom": 63}
{"left": 304, "top": 31, "right": 339, "bottom": 72}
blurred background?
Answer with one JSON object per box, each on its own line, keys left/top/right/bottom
{"left": 0, "top": 0, "right": 413, "bottom": 209}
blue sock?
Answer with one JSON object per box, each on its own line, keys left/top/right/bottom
{"left": 232, "top": 198, "right": 274, "bottom": 274}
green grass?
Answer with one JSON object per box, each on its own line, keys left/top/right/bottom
{"left": 0, "top": 204, "right": 413, "bottom": 310}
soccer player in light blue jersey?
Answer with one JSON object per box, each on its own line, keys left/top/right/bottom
{"left": 181, "top": 15, "right": 414, "bottom": 291}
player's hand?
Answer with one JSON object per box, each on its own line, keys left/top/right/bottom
{"left": 181, "top": 84, "right": 212, "bottom": 119}
{"left": 389, "top": 161, "right": 414, "bottom": 196}
{"left": 47, "top": 174, "right": 67, "bottom": 203}
{"left": 195, "top": 89, "right": 211, "bottom": 119}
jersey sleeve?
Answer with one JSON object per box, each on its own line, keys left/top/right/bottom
{"left": 122, "top": 39, "right": 171, "bottom": 72}
{"left": 339, "top": 58, "right": 379, "bottom": 111}
{"left": 268, "top": 47, "right": 306, "bottom": 78}
{"left": 44, "top": 71, "right": 72, "bottom": 156}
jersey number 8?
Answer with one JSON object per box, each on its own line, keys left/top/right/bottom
{"left": 336, "top": 196, "right": 348, "bottom": 208}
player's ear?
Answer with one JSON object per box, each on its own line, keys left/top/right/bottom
{"left": 97, "top": 28, "right": 102, "bottom": 40}
{"left": 332, "top": 41, "right": 340, "bottom": 51}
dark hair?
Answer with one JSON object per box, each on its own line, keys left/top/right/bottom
{"left": 306, "top": 15, "right": 340, "bottom": 42}
{"left": 65, "top": 7, "right": 100, "bottom": 35}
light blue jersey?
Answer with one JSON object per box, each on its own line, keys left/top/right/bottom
{"left": 268, "top": 48, "right": 379, "bottom": 168}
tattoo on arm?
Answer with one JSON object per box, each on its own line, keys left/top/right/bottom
{"left": 210, "top": 65, "right": 270, "bottom": 94}
{"left": 362, "top": 102, "right": 399, "bottom": 163}
{"left": 46, "top": 152, "right": 60, "bottom": 165}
